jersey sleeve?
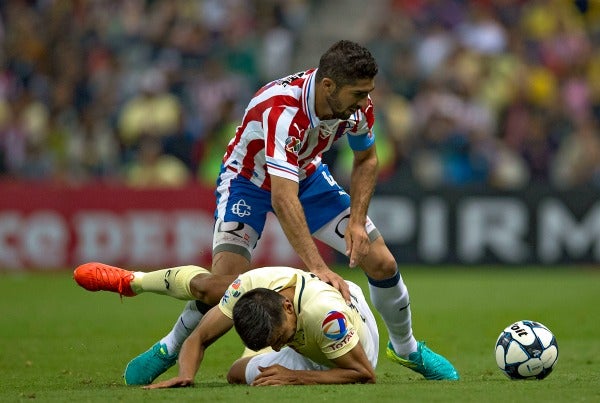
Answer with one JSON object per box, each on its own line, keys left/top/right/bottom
{"left": 318, "top": 308, "right": 360, "bottom": 360}
{"left": 264, "top": 105, "right": 302, "bottom": 182}
{"left": 347, "top": 97, "right": 376, "bottom": 151}
{"left": 218, "top": 275, "right": 249, "bottom": 319}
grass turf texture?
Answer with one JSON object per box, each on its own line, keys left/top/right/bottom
{"left": 1, "top": 266, "right": 598, "bottom": 403}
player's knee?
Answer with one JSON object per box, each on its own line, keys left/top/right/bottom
{"left": 362, "top": 253, "right": 397, "bottom": 280}
{"left": 212, "top": 250, "right": 252, "bottom": 275}
{"left": 189, "top": 274, "right": 220, "bottom": 305}
{"left": 227, "top": 358, "right": 250, "bottom": 384}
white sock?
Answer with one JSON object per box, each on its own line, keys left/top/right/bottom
{"left": 368, "top": 270, "right": 418, "bottom": 358}
{"left": 159, "top": 301, "right": 203, "bottom": 355}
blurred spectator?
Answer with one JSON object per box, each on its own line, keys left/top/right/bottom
{"left": 195, "top": 99, "right": 238, "bottom": 187}
{"left": 124, "top": 135, "right": 190, "bottom": 188}
{"left": 255, "top": 2, "right": 295, "bottom": 83}
{"left": 0, "top": 0, "right": 599, "bottom": 191}
{"left": 552, "top": 117, "right": 600, "bottom": 188}
{"left": 185, "top": 55, "right": 250, "bottom": 141}
{"left": 117, "top": 68, "right": 183, "bottom": 151}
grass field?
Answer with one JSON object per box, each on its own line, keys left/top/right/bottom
{"left": 1, "top": 266, "right": 598, "bottom": 402}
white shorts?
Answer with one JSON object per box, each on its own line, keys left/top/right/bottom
{"left": 244, "top": 281, "right": 379, "bottom": 384}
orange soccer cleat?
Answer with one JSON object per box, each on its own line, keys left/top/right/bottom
{"left": 73, "top": 262, "right": 137, "bottom": 297}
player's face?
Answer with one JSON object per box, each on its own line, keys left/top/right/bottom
{"left": 269, "top": 326, "right": 295, "bottom": 352}
{"left": 268, "top": 302, "right": 297, "bottom": 352}
{"left": 326, "top": 78, "right": 374, "bottom": 120}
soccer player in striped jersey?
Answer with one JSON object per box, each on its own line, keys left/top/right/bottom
{"left": 76, "top": 40, "right": 459, "bottom": 383}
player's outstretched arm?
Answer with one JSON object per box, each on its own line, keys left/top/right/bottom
{"left": 143, "top": 306, "right": 234, "bottom": 389}
{"left": 250, "top": 343, "right": 375, "bottom": 386}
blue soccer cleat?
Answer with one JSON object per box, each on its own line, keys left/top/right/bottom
{"left": 123, "top": 342, "right": 178, "bottom": 385}
{"left": 386, "top": 340, "right": 459, "bottom": 380}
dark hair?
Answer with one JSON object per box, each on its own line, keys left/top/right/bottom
{"left": 315, "top": 40, "right": 378, "bottom": 87}
{"left": 232, "top": 288, "right": 287, "bottom": 351}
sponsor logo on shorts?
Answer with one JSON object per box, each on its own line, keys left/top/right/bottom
{"left": 231, "top": 199, "right": 251, "bottom": 217}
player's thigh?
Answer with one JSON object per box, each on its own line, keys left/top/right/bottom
{"left": 312, "top": 207, "right": 380, "bottom": 254}
{"left": 314, "top": 211, "right": 397, "bottom": 279}
{"left": 300, "top": 164, "right": 352, "bottom": 233}
{"left": 213, "top": 172, "right": 271, "bottom": 273}
{"left": 347, "top": 281, "right": 379, "bottom": 368}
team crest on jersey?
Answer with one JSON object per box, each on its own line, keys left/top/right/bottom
{"left": 321, "top": 311, "right": 348, "bottom": 340}
{"left": 285, "top": 136, "right": 301, "bottom": 154}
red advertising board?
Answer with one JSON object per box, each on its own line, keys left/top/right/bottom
{"left": 0, "top": 181, "right": 318, "bottom": 271}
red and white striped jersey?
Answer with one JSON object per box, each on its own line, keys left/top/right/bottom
{"left": 221, "top": 68, "right": 375, "bottom": 191}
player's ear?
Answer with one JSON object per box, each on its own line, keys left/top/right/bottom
{"left": 322, "top": 78, "right": 336, "bottom": 95}
{"left": 283, "top": 299, "right": 294, "bottom": 314}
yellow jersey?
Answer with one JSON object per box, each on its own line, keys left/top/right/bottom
{"left": 218, "top": 266, "right": 372, "bottom": 367}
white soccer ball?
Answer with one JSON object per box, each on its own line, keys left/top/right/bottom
{"left": 495, "top": 320, "right": 559, "bottom": 380}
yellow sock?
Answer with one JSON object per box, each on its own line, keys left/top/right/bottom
{"left": 131, "top": 265, "right": 210, "bottom": 300}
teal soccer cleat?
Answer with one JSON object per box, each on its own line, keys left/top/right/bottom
{"left": 386, "top": 341, "right": 459, "bottom": 380}
{"left": 123, "top": 342, "right": 178, "bottom": 385}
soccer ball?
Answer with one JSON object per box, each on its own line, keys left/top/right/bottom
{"left": 495, "top": 320, "right": 558, "bottom": 380}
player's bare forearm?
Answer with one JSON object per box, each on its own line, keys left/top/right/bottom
{"left": 176, "top": 338, "right": 203, "bottom": 382}
{"left": 345, "top": 146, "right": 378, "bottom": 267}
{"left": 271, "top": 175, "right": 329, "bottom": 271}
{"left": 252, "top": 365, "right": 375, "bottom": 385}
{"left": 270, "top": 175, "right": 350, "bottom": 301}
{"left": 253, "top": 345, "right": 375, "bottom": 385}
{"left": 349, "top": 146, "right": 379, "bottom": 224}
{"left": 146, "top": 307, "right": 234, "bottom": 389}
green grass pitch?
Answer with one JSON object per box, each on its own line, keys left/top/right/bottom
{"left": 1, "top": 266, "right": 598, "bottom": 402}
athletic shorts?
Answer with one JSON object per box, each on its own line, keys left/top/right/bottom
{"left": 244, "top": 281, "right": 379, "bottom": 384}
{"left": 213, "top": 164, "right": 380, "bottom": 260}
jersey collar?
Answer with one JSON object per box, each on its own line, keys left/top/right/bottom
{"left": 303, "top": 68, "right": 356, "bottom": 132}
{"left": 302, "top": 69, "right": 319, "bottom": 129}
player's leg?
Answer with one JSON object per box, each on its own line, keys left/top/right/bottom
{"left": 227, "top": 347, "right": 328, "bottom": 385}
{"left": 316, "top": 215, "right": 458, "bottom": 380}
{"left": 209, "top": 170, "right": 273, "bottom": 276}
{"left": 302, "top": 166, "right": 414, "bottom": 365}
{"left": 124, "top": 172, "right": 270, "bottom": 384}
{"left": 74, "top": 263, "right": 233, "bottom": 303}
{"left": 346, "top": 281, "right": 379, "bottom": 368}
{"left": 123, "top": 300, "right": 202, "bottom": 385}
{"left": 358, "top": 238, "right": 418, "bottom": 358}
{"left": 307, "top": 166, "right": 458, "bottom": 380}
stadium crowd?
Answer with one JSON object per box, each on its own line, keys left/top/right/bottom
{"left": 0, "top": 0, "right": 599, "bottom": 189}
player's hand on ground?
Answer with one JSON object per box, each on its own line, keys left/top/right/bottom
{"left": 142, "top": 377, "right": 194, "bottom": 389}
{"left": 345, "top": 222, "right": 370, "bottom": 268}
{"left": 311, "top": 266, "right": 351, "bottom": 303}
{"left": 252, "top": 364, "right": 301, "bottom": 386}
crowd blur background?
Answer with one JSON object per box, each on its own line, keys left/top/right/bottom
{"left": 1, "top": 0, "right": 599, "bottom": 190}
